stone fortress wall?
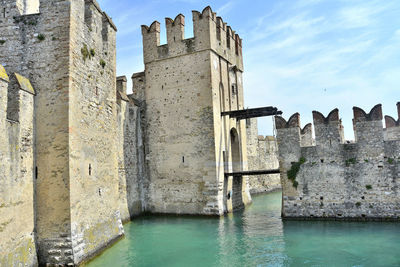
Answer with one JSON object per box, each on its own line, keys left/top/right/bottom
{"left": 275, "top": 103, "right": 400, "bottom": 220}
{"left": 246, "top": 118, "right": 281, "bottom": 194}
{"left": 0, "top": 0, "right": 123, "bottom": 266}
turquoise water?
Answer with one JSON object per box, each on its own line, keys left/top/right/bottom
{"left": 87, "top": 191, "right": 400, "bottom": 267}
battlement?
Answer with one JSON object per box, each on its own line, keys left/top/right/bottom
{"left": 384, "top": 102, "right": 400, "bottom": 127}
{"left": 353, "top": 104, "right": 382, "bottom": 122}
{"left": 277, "top": 103, "right": 400, "bottom": 220}
{"left": 0, "top": 65, "right": 35, "bottom": 123}
{"left": 141, "top": 6, "right": 243, "bottom": 69}
{"left": 275, "top": 103, "right": 400, "bottom": 162}
{"left": 384, "top": 102, "right": 400, "bottom": 141}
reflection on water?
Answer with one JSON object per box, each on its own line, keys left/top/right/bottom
{"left": 87, "top": 191, "right": 400, "bottom": 267}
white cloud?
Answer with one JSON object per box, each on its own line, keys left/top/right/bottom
{"left": 337, "top": 1, "right": 393, "bottom": 29}
{"left": 217, "top": 2, "right": 235, "bottom": 15}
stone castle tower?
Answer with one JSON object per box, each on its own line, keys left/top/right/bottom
{"left": 0, "top": 0, "right": 123, "bottom": 265}
{"left": 132, "top": 6, "right": 251, "bottom": 215}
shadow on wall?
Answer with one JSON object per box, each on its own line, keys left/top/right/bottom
{"left": 231, "top": 128, "right": 244, "bottom": 211}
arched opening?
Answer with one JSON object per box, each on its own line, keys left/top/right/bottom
{"left": 231, "top": 128, "right": 240, "bottom": 172}
{"left": 225, "top": 128, "right": 244, "bottom": 212}
{"left": 219, "top": 82, "right": 225, "bottom": 112}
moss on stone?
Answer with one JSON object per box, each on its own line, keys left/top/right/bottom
{"left": 287, "top": 157, "right": 305, "bottom": 189}
{"left": 100, "top": 59, "right": 106, "bottom": 68}
{"left": 37, "top": 34, "right": 45, "bottom": 41}
{"left": 81, "top": 44, "right": 89, "bottom": 61}
{"left": 345, "top": 158, "right": 357, "bottom": 166}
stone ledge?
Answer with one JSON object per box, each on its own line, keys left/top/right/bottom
{"left": 0, "top": 65, "right": 9, "bottom": 82}
{"left": 282, "top": 216, "right": 400, "bottom": 222}
{"left": 15, "top": 73, "right": 35, "bottom": 95}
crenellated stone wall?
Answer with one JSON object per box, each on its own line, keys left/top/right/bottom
{"left": 276, "top": 103, "right": 400, "bottom": 220}
{"left": 246, "top": 118, "right": 280, "bottom": 194}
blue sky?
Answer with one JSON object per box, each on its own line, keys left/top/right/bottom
{"left": 97, "top": 0, "right": 400, "bottom": 139}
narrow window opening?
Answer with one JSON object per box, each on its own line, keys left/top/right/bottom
{"left": 95, "top": 87, "right": 98, "bottom": 96}
{"left": 182, "top": 156, "right": 185, "bottom": 163}
{"left": 231, "top": 84, "right": 237, "bottom": 95}
{"left": 226, "top": 31, "right": 230, "bottom": 48}
{"left": 173, "top": 36, "right": 176, "bottom": 42}
{"left": 235, "top": 40, "right": 239, "bottom": 55}
{"left": 89, "top": 164, "right": 92, "bottom": 176}
{"left": 2, "top": 8, "right": 6, "bottom": 18}
{"left": 35, "top": 167, "right": 38, "bottom": 179}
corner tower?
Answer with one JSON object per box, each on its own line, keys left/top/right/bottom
{"left": 136, "top": 6, "right": 250, "bottom": 215}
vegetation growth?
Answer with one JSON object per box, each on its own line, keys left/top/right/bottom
{"left": 37, "top": 34, "right": 45, "bottom": 41}
{"left": 345, "top": 158, "right": 357, "bottom": 166}
{"left": 287, "top": 157, "right": 306, "bottom": 189}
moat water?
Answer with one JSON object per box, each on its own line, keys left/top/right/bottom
{"left": 87, "top": 191, "right": 400, "bottom": 267}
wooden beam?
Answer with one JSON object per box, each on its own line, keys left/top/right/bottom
{"left": 225, "top": 169, "right": 280, "bottom": 177}
{"left": 221, "top": 106, "right": 282, "bottom": 120}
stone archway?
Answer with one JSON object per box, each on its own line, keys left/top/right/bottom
{"left": 225, "top": 128, "right": 244, "bottom": 212}
{"left": 231, "top": 128, "right": 244, "bottom": 210}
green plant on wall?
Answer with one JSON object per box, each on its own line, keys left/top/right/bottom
{"left": 0, "top": 40, "right": 6, "bottom": 45}
{"left": 287, "top": 157, "right": 306, "bottom": 189}
{"left": 81, "top": 44, "right": 89, "bottom": 61}
{"left": 345, "top": 158, "right": 357, "bottom": 166}
{"left": 90, "top": 48, "right": 95, "bottom": 57}
{"left": 366, "top": 185, "right": 372, "bottom": 190}
{"left": 388, "top": 158, "right": 394, "bottom": 164}
{"left": 100, "top": 59, "right": 106, "bottom": 69}
{"left": 37, "top": 34, "right": 45, "bottom": 41}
